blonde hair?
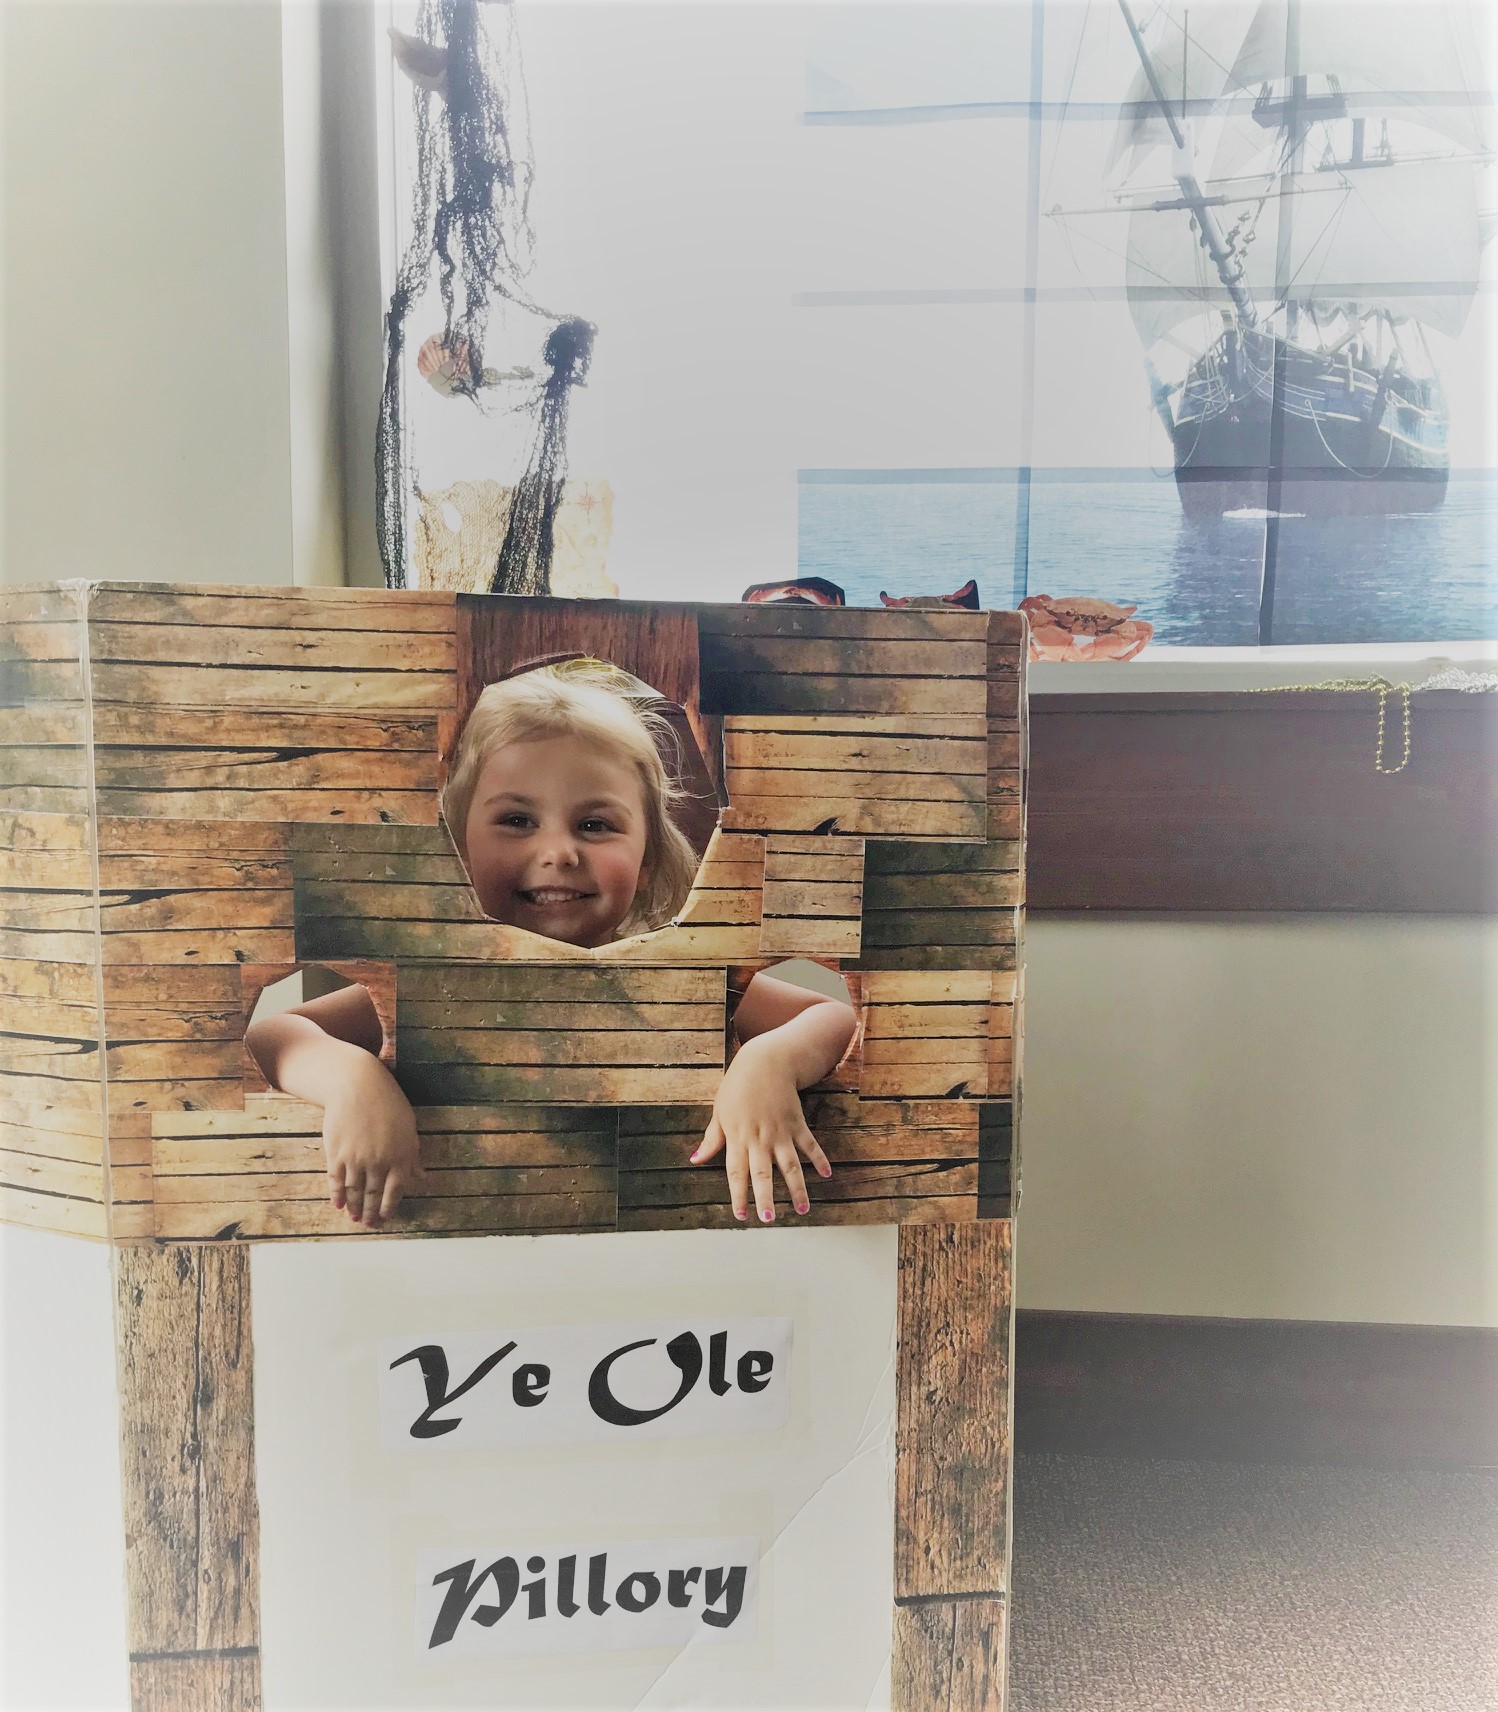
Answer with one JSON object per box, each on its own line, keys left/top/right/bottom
{"left": 440, "top": 658, "right": 702, "bottom": 939}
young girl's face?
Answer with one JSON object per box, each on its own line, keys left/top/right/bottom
{"left": 461, "top": 735, "right": 651, "bottom": 947}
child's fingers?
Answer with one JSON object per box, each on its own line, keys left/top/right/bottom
{"left": 360, "top": 1175, "right": 385, "bottom": 1227}
{"left": 796, "top": 1126, "right": 833, "bottom": 1180}
{"left": 343, "top": 1168, "right": 364, "bottom": 1221}
{"left": 379, "top": 1173, "right": 406, "bottom": 1223}
{"left": 691, "top": 1116, "right": 725, "bottom": 1166}
{"left": 775, "top": 1144, "right": 811, "bottom": 1216}
{"left": 749, "top": 1150, "right": 778, "bottom": 1224}
{"left": 726, "top": 1143, "right": 750, "bottom": 1222}
{"left": 327, "top": 1166, "right": 346, "bottom": 1211}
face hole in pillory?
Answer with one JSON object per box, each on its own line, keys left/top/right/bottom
{"left": 439, "top": 657, "right": 721, "bottom": 949}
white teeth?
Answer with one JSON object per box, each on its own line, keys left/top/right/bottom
{"left": 523, "top": 889, "right": 585, "bottom": 904}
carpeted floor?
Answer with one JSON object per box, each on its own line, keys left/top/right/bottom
{"left": 1008, "top": 1452, "right": 1498, "bottom": 1712}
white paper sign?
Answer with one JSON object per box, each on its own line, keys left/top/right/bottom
{"left": 416, "top": 1536, "right": 757, "bottom": 1659}
{"left": 379, "top": 1316, "right": 793, "bottom": 1451}
{"left": 252, "top": 1227, "right": 897, "bottom": 1710}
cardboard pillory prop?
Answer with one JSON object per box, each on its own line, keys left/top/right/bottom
{"left": 1, "top": 583, "right": 1026, "bottom": 1710}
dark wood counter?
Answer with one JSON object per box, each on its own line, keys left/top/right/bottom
{"left": 1027, "top": 690, "right": 1498, "bottom": 913}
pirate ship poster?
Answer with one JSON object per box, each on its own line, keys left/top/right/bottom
{"left": 799, "top": 0, "right": 1496, "bottom": 646}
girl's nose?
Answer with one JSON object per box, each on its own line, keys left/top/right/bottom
{"left": 538, "top": 827, "right": 581, "bottom": 867}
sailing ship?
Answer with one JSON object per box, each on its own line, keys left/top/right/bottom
{"left": 1085, "top": 0, "right": 1495, "bottom": 516}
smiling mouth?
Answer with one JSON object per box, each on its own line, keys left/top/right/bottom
{"left": 517, "top": 887, "right": 594, "bottom": 907}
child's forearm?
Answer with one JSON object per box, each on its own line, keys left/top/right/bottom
{"left": 247, "top": 1008, "right": 423, "bottom": 1227}
{"left": 735, "top": 1000, "right": 855, "bottom": 1089}
{"left": 246, "top": 1014, "right": 396, "bottom": 1108}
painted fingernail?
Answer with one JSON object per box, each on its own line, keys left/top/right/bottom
{"left": 734, "top": 1207, "right": 747, "bottom": 1221}
{"left": 819, "top": 1165, "right": 832, "bottom": 1178}
{"left": 795, "top": 1201, "right": 810, "bottom": 1215}
{"left": 689, "top": 1151, "right": 702, "bottom": 1162}
{"left": 761, "top": 1209, "right": 774, "bottom": 1223}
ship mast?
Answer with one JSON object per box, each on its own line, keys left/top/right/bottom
{"left": 1115, "top": 0, "right": 1258, "bottom": 329}
{"left": 1279, "top": 1, "right": 1304, "bottom": 342}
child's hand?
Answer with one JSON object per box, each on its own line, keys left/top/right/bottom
{"left": 322, "top": 1057, "right": 427, "bottom": 1228}
{"left": 690, "top": 1036, "right": 832, "bottom": 1223}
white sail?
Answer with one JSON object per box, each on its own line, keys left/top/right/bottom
{"left": 1124, "top": 157, "right": 1482, "bottom": 346}
{"left": 1124, "top": 183, "right": 1277, "bottom": 348}
{"left": 1112, "top": 0, "right": 1496, "bottom": 171}
{"left": 1279, "top": 159, "right": 1482, "bottom": 337}
{"left": 1230, "top": 1, "right": 1497, "bottom": 155}
{"left": 1106, "top": 2, "right": 1261, "bottom": 174}
{"left": 1201, "top": 107, "right": 1283, "bottom": 193}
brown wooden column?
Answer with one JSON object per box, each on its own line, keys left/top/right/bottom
{"left": 892, "top": 1219, "right": 1014, "bottom": 1710}
{"left": 115, "top": 1244, "right": 262, "bottom": 1711}
{"left": 893, "top": 1598, "right": 1007, "bottom": 1710}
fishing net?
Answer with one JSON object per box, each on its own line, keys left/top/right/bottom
{"left": 375, "top": 0, "right": 595, "bottom": 593}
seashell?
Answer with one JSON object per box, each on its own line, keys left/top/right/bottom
{"left": 416, "top": 335, "right": 476, "bottom": 398}
{"left": 388, "top": 27, "right": 449, "bottom": 98}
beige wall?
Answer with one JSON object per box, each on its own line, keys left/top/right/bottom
{"left": 2, "top": 1, "right": 295, "bottom": 587}
{"left": 0, "top": 1229, "right": 129, "bottom": 1708}
{"left": 280, "top": 0, "right": 345, "bottom": 587}
{"left": 279, "top": 0, "right": 388, "bottom": 588}
{"left": 1019, "top": 915, "right": 1498, "bottom": 1328}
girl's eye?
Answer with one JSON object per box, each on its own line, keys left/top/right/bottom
{"left": 579, "top": 817, "right": 616, "bottom": 835}
{"left": 497, "top": 813, "right": 534, "bottom": 829}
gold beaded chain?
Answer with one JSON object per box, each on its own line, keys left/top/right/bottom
{"left": 1372, "top": 680, "right": 1414, "bottom": 776}
{"left": 1248, "top": 677, "right": 1413, "bottom": 775}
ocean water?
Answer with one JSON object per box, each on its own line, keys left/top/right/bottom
{"left": 797, "top": 472, "right": 1498, "bottom": 645}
